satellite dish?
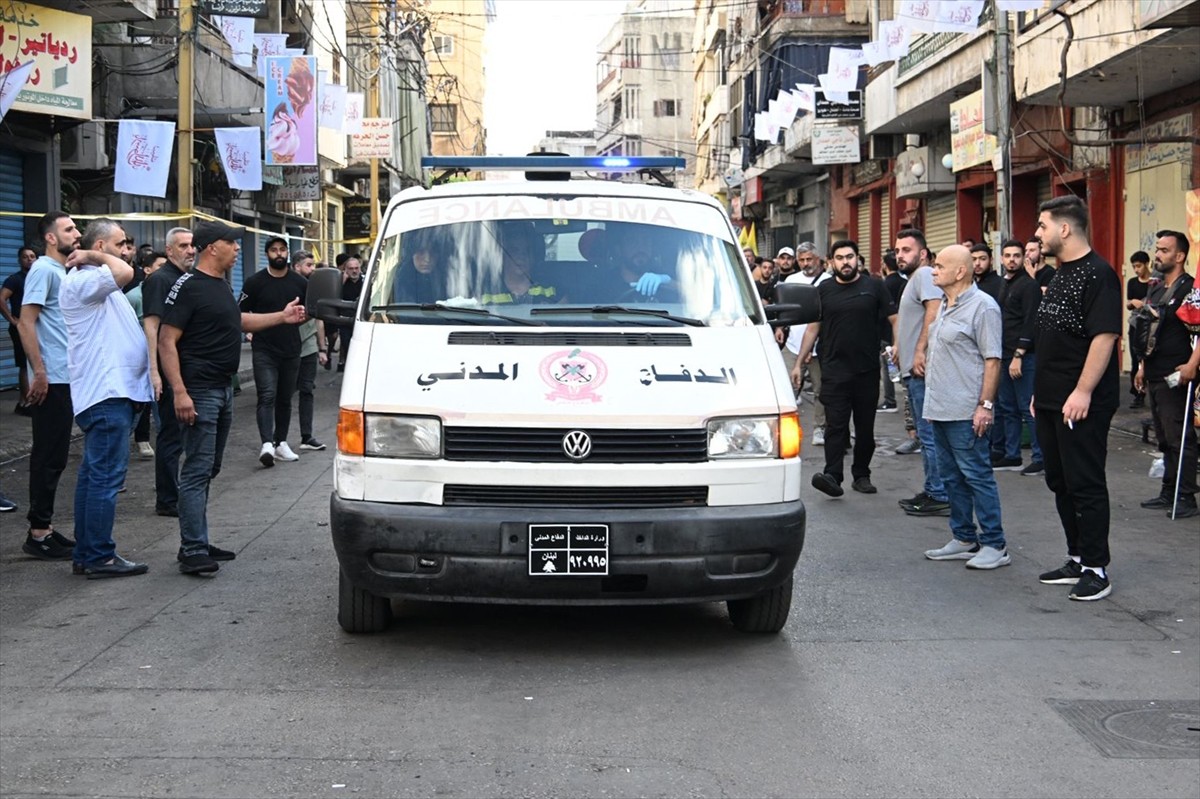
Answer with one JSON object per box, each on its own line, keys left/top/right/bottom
{"left": 723, "top": 166, "right": 745, "bottom": 187}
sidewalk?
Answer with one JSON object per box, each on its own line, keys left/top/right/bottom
{"left": 0, "top": 354, "right": 1157, "bottom": 464}
{"left": 0, "top": 343, "right": 258, "bottom": 465}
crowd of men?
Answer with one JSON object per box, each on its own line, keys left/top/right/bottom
{"left": 751, "top": 196, "right": 1198, "bottom": 602}
{"left": 1, "top": 212, "right": 366, "bottom": 578}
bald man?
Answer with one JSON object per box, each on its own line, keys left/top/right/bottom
{"left": 920, "top": 245, "right": 1009, "bottom": 571}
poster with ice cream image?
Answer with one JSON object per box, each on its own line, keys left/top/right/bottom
{"left": 264, "top": 54, "right": 317, "bottom": 166}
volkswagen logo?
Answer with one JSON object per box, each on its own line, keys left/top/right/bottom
{"left": 562, "top": 430, "right": 592, "bottom": 461}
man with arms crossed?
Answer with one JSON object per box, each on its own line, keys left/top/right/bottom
{"left": 1033, "top": 196, "right": 1122, "bottom": 601}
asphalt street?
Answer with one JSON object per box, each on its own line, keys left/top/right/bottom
{"left": 0, "top": 374, "right": 1197, "bottom": 798}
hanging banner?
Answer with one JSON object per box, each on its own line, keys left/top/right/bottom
{"left": 215, "top": 127, "right": 262, "bottom": 191}
{"left": 277, "top": 165, "right": 320, "bottom": 202}
{"left": 949, "top": 88, "right": 997, "bottom": 171}
{"left": 0, "top": 3, "right": 92, "bottom": 120}
{"left": 792, "top": 83, "right": 816, "bottom": 115}
{"left": 817, "top": 74, "right": 851, "bottom": 105}
{"left": 897, "top": 0, "right": 984, "bottom": 33}
{"left": 879, "top": 21, "right": 912, "bottom": 60}
{"left": 212, "top": 15, "right": 253, "bottom": 68}
{"left": 0, "top": 60, "right": 35, "bottom": 122}
{"left": 350, "top": 117, "right": 393, "bottom": 160}
{"left": 114, "top": 120, "right": 175, "bottom": 198}
{"left": 344, "top": 92, "right": 365, "bottom": 134}
{"left": 319, "top": 82, "right": 347, "bottom": 131}
{"left": 997, "top": 0, "right": 1044, "bottom": 10}
{"left": 264, "top": 54, "right": 317, "bottom": 166}
{"left": 254, "top": 33, "right": 287, "bottom": 77}
{"left": 825, "top": 47, "right": 864, "bottom": 89}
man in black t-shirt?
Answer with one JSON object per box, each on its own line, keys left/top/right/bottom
{"left": 1125, "top": 249, "right": 1152, "bottom": 408}
{"left": 1032, "top": 196, "right": 1122, "bottom": 602}
{"left": 240, "top": 236, "right": 309, "bottom": 467}
{"left": 0, "top": 245, "right": 35, "bottom": 413}
{"left": 1026, "top": 238, "right": 1056, "bottom": 291}
{"left": 793, "top": 240, "right": 897, "bottom": 498}
{"left": 159, "top": 220, "right": 306, "bottom": 575}
{"left": 1134, "top": 231, "right": 1197, "bottom": 519}
{"left": 141, "top": 226, "right": 195, "bottom": 516}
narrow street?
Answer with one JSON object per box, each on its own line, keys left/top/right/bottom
{"left": 0, "top": 374, "right": 1196, "bottom": 798}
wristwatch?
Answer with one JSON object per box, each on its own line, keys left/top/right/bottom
{"left": 1012, "top": 351, "right": 1023, "bottom": 359}
{"left": 978, "top": 400, "right": 994, "bottom": 411}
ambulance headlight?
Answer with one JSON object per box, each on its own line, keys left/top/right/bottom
{"left": 365, "top": 415, "right": 442, "bottom": 459}
{"left": 707, "top": 417, "right": 778, "bottom": 459}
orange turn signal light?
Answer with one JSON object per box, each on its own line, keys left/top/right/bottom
{"left": 337, "top": 408, "right": 365, "bottom": 455}
{"left": 780, "top": 412, "right": 801, "bottom": 459}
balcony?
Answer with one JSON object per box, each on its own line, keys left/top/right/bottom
{"left": 897, "top": 1, "right": 993, "bottom": 79}
{"left": 757, "top": 0, "right": 865, "bottom": 48}
{"left": 31, "top": 0, "right": 154, "bottom": 22}
{"left": 1014, "top": 0, "right": 1200, "bottom": 106}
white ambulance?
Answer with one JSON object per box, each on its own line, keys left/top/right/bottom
{"left": 308, "top": 156, "right": 819, "bottom": 634}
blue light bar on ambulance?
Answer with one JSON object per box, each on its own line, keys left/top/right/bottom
{"left": 420, "top": 156, "right": 686, "bottom": 172}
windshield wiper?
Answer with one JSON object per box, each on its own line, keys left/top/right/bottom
{"left": 530, "top": 305, "right": 706, "bottom": 327}
{"left": 370, "top": 303, "right": 543, "bottom": 326}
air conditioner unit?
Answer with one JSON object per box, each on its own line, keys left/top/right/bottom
{"left": 869, "top": 134, "right": 899, "bottom": 160}
{"left": 784, "top": 188, "right": 800, "bottom": 207}
{"left": 768, "top": 203, "right": 795, "bottom": 228}
{"left": 60, "top": 122, "right": 109, "bottom": 170}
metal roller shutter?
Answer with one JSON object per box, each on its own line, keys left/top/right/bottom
{"left": 0, "top": 149, "right": 25, "bottom": 389}
{"left": 1036, "top": 173, "right": 1053, "bottom": 208}
{"left": 880, "top": 193, "right": 892, "bottom": 255}
{"left": 924, "top": 194, "right": 957, "bottom": 255}
{"left": 854, "top": 197, "right": 871, "bottom": 268}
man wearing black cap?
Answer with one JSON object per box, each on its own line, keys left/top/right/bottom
{"left": 240, "top": 235, "right": 309, "bottom": 466}
{"left": 158, "top": 220, "right": 306, "bottom": 575}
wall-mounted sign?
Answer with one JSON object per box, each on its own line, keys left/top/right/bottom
{"left": 197, "top": 0, "right": 268, "bottom": 19}
{"left": 949, "top": 87, "right": 996, "bottom": 172}
{"left": 814, "top": 90, "right": 862, "bottom": 120}
{"left": 811, "top": 123, "right": 861, "bottom": 165}
{"left": 0, "top": 3, "right": 92, "bottom": 120}
{"left": 895, "top": 145, "right": 955, "bottom": 198}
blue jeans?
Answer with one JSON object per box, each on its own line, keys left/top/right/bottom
{"left": 178, "top": 386, "right": 234, "bottom": 558}
{"left": 997, "top": 354, "right": 1042, "bottom": 463}
{"left": 73, "top": 398, "right": 135, "bottom": 566}
{"left": 904, "top": 375, "right": 946, "bottom": 501}
{"left": 932, "top": 420, "right": 1006, "bottom": 550}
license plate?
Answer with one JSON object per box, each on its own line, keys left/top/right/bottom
{"left": 528, "top": 524, "right": 609, "bottom": 576}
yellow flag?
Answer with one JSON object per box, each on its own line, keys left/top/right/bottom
{"left": 738, "top": 221, "right": 757, "bottom": 256}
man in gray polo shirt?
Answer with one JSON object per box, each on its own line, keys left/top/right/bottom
{"left": 921, "top": 245, "right": 1009, "bottom": 570}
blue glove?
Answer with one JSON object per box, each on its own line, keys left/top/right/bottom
{"left": 634, "top": 272, "right": 671, "bottom": 296}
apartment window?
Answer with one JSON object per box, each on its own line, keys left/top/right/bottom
{"left": 623, "top": 85, "right": 640, "bottom": 119}
{"left": 430, "top": 103, "right": 457, "bottom": 133}
{"left": 653, "top": 99, "right": 679, "bottom": 117}
{"left": 432, "top": 34, "right": 454, "bottom": 55}
{"left": 611, "top": 96, "right": 622, "bottom": 125}
{"left": 622, "top": 35, "right": 639, "bottom": 67}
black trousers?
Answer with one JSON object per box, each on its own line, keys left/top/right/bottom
{"left": 1036, "top": 406, "right": 1115, "bottom": 568}
{"left": 819, "top": 370, "right": 879, "bottom": 483}
{"left": 1149, "top": 379, "right": 1198, "bottom": 502}
{"left": 27, "top": 383, "right": 73, "bottom": 529}
{"left": 155, "top": 383, "right": 182, "bottom": 510}
{"left": 252, "top": 347, "right": 300, "bottom": 444}
{"left": 297, "top": 352, "right": 317, "bottom": 440}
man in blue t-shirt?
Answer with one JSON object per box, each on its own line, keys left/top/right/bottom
{"left": 17, "top": 212, "right": 80, "bottom": 561}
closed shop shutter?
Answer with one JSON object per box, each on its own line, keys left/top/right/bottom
{"left": 854, "top": 197, "right": 871, "bottom": 269}
{"left": 1036, "top": 173, "right": 1053, "bottom": 208}
{"left": 0, "top": 149, "right": 25, "bottom": 389}
{"left": 879, "top": 193, "right": 892, "bottom": 255}
{"left": 924, "top": 193, "right": 957, "bottom": 255}
{"left": 757, "top": 224, "right": 774, "bottom": 260}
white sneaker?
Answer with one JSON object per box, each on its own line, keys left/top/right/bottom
{"left": 137, "top": 441, "right": 155, "bottom": 459}
{"left": 274, "top": 442, "right": 300, "bottom": 462}
{"left": 924, "top": 539, "right": 979, "bottom": 560}
{"left": 965, "top": 546, "right": 1012, "bottom": 570}
{"left": 259, "top": 442, "right": 275, "bottom": 467}
{"left": 813, "top": 427, "right": 825, "bottom": 446}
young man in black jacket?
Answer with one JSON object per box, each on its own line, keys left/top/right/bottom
{"left": 993, "top": 239, "right": 1044, "bottom": 475}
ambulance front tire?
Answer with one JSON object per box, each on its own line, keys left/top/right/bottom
{"left": 338, "top": 568, "right": 393, "bottom": 633}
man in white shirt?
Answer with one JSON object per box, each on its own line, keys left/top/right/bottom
{"left": 60, "top": 218, "right": 153, "bottom": 578}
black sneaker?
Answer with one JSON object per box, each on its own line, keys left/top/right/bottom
{"left": 49, "top": 530, "right": 76, "bottom": 548}
{"left": 811, "top": 472, "right": 844, "bottom": 497}
{"left": 155, "top": 505, "right": 180, "bottom": 518}
{"left": 206, "top": 545, "right": 237, "bottom": 561}
{"left": 851, "top": 477, "right": 878, "bottom": 494}
{"left": 178, "top": 553, "right": 220, "bottom": 575}
{"left": 299, "top": 438, "right": 326, "bottom": 451}
{"left": 877, "top": 401, "right": 898, "bottom": 413}
{"left": 1069, "top": 570, "right": 1112, "bottom": 601}
{"left": 991, "top": 456, "right": 1023, "bottom": 471}
{"left": 23, "top": 532, "right": 74, "bottom": 561}
{"left": 899, "top": 492, "right": 930, "bottom": 510}
{"left": 1169, "top": 502, "right": 1199, "bottom": 519}
{"left": 1020, "top": 461, "right": 1045, "bottom": 477}
{"left": 1140, "top": 494, "right": 1172, "bottom": 509}
{"left": 1038, "top": 559, "right": 1083, "bottom": 585}
{"left": 904, "top": 498, "right": 951, "bottom": 517}
{"left": 82, "top": 555, "right": 149, "bottom": 580}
